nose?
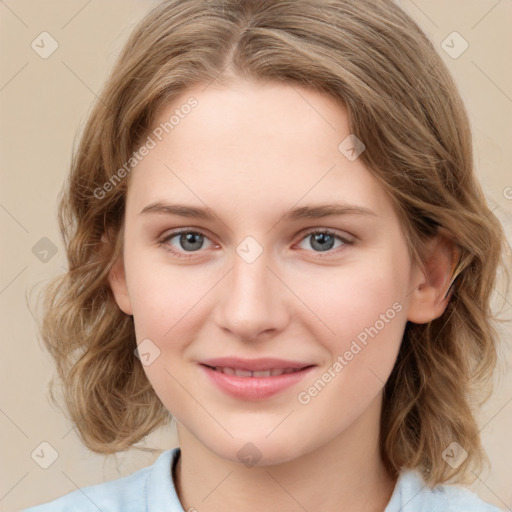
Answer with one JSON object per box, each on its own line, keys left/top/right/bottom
{"left": 213, "top": 247, "right": 290, "bottom": 341}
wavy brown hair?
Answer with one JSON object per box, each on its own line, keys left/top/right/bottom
{"left": 33, "top": 0, "right": 510, "bottom": 487}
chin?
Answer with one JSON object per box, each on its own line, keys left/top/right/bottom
{"left": 202, "top": 431, "right": 311, "bottom": 468}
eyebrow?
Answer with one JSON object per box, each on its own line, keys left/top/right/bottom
{"left": 139, "top": 201, "right": 377, "bottom": 222}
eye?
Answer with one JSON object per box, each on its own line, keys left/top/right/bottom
{"left": 158, "top": 228, "right": 353, "bottom": 260}
{"left": 296, "top": 229, "right": 353, "bottom": 255}
{"left": 158, "top": 229, "right": 215, "bottom": 259}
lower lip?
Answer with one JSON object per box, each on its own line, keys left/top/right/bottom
{"left": 199, "top": 364, "right": 315, "bottom": 400}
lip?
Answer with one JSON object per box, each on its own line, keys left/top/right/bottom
{"left": 198, "top": 357, "right": 316, "bottom": 400}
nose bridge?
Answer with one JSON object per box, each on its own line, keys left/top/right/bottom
{"left": 214, "top": 241, "right": 288, "bottom": 339}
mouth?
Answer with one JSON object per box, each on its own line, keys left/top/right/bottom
{"left": 198, "top": 358, "right": 316, "bottom": 400}
{"left": 202, "top": 365, "right": 310, "bottom": 377}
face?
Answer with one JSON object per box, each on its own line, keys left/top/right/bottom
{"left": 109, "top": 79, "right": 433, "bottom": 466}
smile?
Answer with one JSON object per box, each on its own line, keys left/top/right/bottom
{"left": 199, "top": 362, "right": 316, "bottom": 400}
{"left": 207, "top": 366, "right": 304, "bottom": 377}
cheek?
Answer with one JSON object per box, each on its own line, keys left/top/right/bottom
{"left": 125, "top": 248, "right": 214, "bottom": 339}
{"left": 126, "top": 264, "right": 207, "bottom": 419}
{"left": 293, "top": 262, "right": 407, "bottom": 430}
{"left": 292, "top": 247, "right": 409, "bottom": 352}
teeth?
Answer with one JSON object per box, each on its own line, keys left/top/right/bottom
{"left": 234, "top": 368, "right": 252, "bottom": 377}
{"left": 253, "top": 370, "right": 272, "bottom": 377}
{"left": 217, "top": 366, "right": 235, "bottom": 375}
{"left": 213, "top": 366, "right": 300, "bottom": 377}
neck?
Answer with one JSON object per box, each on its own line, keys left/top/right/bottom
{"left": 173, "top": 393, "right": 397, "bottom": 512}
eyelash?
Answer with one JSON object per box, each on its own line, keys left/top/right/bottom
{"left": 157, "top": 228, "right": 353, "bottom": 260}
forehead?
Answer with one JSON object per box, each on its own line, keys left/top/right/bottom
{"left": 126, "top": 80, "right": 393, "bottom": 222}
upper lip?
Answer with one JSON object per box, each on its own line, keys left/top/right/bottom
{"left": 200, "top": 357, "right": 314, "bottom": 372}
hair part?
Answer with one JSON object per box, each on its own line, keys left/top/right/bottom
{"left": 33, "top": 0, "right": 510, "bottom": 486}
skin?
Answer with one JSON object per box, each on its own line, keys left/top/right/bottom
{"left": 108, "top": 79, "right": 458, "bottom": 512}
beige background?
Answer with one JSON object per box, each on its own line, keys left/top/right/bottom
{"left": 1, "top": 1, "right": 511, "bottom": 510}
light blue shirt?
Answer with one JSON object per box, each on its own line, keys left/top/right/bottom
{"left": 23, "top": 446, "right": 503, "bottom": 511}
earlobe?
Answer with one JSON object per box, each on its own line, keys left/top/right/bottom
{"left": 102, "top": 233, "right": 133, "bottom": 316}
{"left": 406, "top": 232, "right": 461, "bottom": 324}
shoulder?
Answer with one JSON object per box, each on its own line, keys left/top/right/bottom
{"left": 22, "top": 448, "right": 182, "bottom": 512}
{"left": 385, "top": 468, "right": 504, "bottom": 512}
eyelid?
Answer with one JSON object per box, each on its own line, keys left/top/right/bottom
{"left": 297, "top": 227, "right": 355, "bottom": 244}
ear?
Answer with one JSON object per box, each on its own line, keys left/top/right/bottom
{"left": 102, "top": 233, "right": 133, "bottom": 316}
{"left": 406, "top": 231, "right": 461, "bottom": 324}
